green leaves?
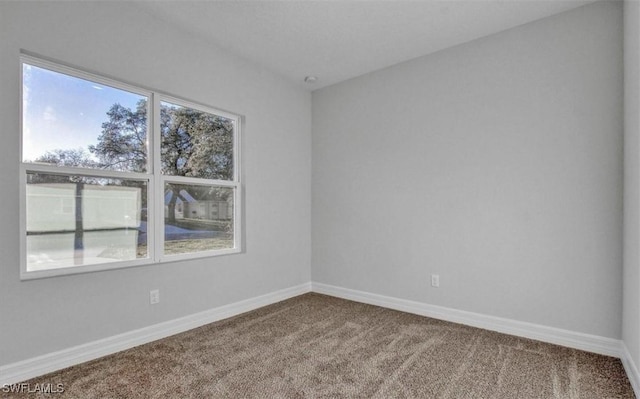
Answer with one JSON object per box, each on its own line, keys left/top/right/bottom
{"left": 38, "top": 99, "right": 234, "bottom": 182}
{"left": 89, "top": 100, "right": 148, "bottom": 172}
{"left": 160, "top": 102, "right": 234, "bottom": 180}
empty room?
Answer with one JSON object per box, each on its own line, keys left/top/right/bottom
{"left": 0, "top": 0, "right": 639, "bottom": 397}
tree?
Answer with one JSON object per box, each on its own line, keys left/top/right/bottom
{"left": 159, "top": 103, "right": 234, "bottom": 223}
{"left": 35, "top": 99, "right": 234, "bottom": 224}
{"left": 35, "top": 148, "right": 98, "bottom": 169}
{"left": 89, "top": 100, "right": 148, "bottom": 173}
{"left": 31, "top": 149, "right": 99, "bottom": 187}
{"left": 160, "top": 103, "right": 233, "bottom": 180}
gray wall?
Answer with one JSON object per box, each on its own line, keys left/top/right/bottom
{"left": 0, "top": 0, "right": 631, "bottom": 372}
{"left": 312, "top": 1, "right": 623, "bottom": 338}
{"left": 624, "top": 0, "right": 640, "bottom": 375}
{"left": 0, "top": 2, "right": 311, "bottom": 365}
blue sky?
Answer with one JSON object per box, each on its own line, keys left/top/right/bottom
{"left": 22, "top": 64, "right": 146, "bottom": 162}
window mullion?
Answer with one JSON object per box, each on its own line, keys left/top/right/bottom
{"left": 152, "top": 93, "right": 163, "bottom": 262}
{"left": 20, "top": 55, "right": 241, "bottom": 279}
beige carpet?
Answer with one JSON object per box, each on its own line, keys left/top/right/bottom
{"left": 4, "top": 293, "right": 635, "bottom": 398}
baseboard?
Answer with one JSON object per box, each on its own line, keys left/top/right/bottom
{"left": 1, "top": 281, "right": 631, "bottom": 390}
{"left": 621, "top": 342, "right": 640, "bottom": 397}
{"left": 0, "top": 282, "right": 312, "bottom": 385}
{"left": 311, "top": 282, "right": 622, "bottom": 358}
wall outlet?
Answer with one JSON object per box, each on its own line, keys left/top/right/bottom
{"left": 149, "top": 289, "right": 160, "bottom": 305}
{"left": 431, "top": 274, "right": 440, "bottom": 288}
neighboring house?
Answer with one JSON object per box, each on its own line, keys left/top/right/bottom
{"left": 164, "top": 189, "right": 232, "bottom": 221}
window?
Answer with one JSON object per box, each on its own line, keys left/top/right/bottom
{"left": 20, "top": 55, "right": 241, "bottom": 279}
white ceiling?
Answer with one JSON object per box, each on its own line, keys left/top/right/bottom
{"left": 136, "top": 0, "right": 597, "bottom": 90}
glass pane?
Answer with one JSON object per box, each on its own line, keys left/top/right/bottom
{"left": 164, "top": 183, "right": 234, "bottom": 255}
{"left": 23, "top": 63, "right": 148, "bottom": 172}
{"left": 161, "top": 101, "right": 234, "bottom": 180}
{"left": 26, "top": 172, "right": 148, "bottom": 271}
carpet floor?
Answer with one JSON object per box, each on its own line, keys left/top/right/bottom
{"left": 4, "top": 293, "right": 635, "bottom": 398}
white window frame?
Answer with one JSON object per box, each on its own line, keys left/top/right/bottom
{"left": 155, "top": 95, "right": 242, "bottom": 262}
{"left": 19, "top": 54, "right": 242, "bottom": 280}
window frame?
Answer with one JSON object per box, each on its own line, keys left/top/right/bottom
{"left": 155, "top": 95, "right": 242, "bottom": 262}
{"left": 19, "top": 54, "right": 242, "bottom": 280}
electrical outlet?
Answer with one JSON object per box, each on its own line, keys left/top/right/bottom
{"left": 150, "top": 289, "right": 160, "bottom": 305}
{"left": 431, "top": 274, "right": 440, "bottom": 288}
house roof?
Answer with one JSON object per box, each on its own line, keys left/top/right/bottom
{"left": 164, "top": 189, "right": 197, "bottom": 205}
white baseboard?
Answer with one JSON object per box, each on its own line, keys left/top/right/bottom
{"left": 621, "top": 342, "right": 640, "bottom": 397}
{"left": 311, "top": 282, "right": 622, "bottom": 358}
{"left": 2, "top": 280, "right": 635, "bottom": 397}
{"left": 0, "top": 282, "right": 312, "bottom": 385}
{"left": 313, "top": 281, "right": 637, "bottom": 397}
